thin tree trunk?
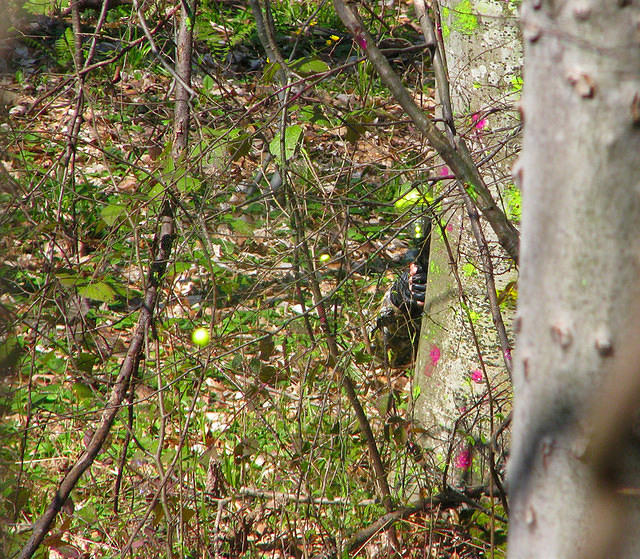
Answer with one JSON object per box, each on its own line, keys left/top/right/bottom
{"left": 413, "top": 0, "right": 520, "bottom": 490}
{"left": 172, "top": 1, "right": 195, "bottom": 158}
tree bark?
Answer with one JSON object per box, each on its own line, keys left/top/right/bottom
{"left": 413, "top": 0, "right": 520, "bottom": 488}
{"left": 507, "top": 2, "right": 640, "bottom": 558}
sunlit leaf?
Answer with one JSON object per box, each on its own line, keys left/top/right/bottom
{"left": 269, "top": 125, "right": 303, "bottom": 162}
{"left": 176, "top": 174, "right": 201, "bottom": 193}
{"left": 262, "top": 61, "right": 281, "bottom": 83}
{"left": 291, "top": 57, "right": 330, "bottom": 76}
{"left": 78, "top": 282, "right": 117, "bottom": 303}
{"left": 395, "top": 188, "right": 432, "bottom": 210}
{"left": 100, "top": 204, "right": 127, "bottom": 226}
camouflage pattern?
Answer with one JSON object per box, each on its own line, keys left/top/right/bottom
{"left": 369, "top": 288, "right": 422, "bottom": 367}
{"left": 370, "top": 221, "right": 430, "bottom": 367}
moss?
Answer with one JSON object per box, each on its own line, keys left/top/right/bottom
{"left": 449, "top": 0, "right": 479, "bottom": 36}
{"left": 440, "top": 7, "right": 451, "bottom": 40}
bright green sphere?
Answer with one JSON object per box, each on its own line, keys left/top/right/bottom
{"left": 191, "top": 327, "right": 210, "bottom": 346}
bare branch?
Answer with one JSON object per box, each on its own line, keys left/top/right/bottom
{"left": 18, "top": 205, "right": 175, "bottom": 559}
{"left": 333, "top": 0, "right": 519, "bottom": 263}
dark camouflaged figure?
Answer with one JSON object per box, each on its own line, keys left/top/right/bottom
{"left": 370, "top": 219, "right": 430, "bottom": 367}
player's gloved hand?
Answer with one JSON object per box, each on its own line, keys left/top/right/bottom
{"left": 389, "top": 262, "right": 426, "bottom": 318}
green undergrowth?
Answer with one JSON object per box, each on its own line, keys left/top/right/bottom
{"left": 0, "top": 0, "right": 518, "bottom": 556}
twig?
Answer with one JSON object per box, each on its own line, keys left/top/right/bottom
{"left": 311, "top": 486, "right": 491, "bottom": 559}
{"left": 414, "top": 0, "right": 455, "bottom": 135}
{"left": 231, "top": 488, "right": 377, "bottom": 506}
{"left": 461, "top": 193, "right": 513, "bottom": 378}
{"left": 332, "top": 0, "right": 519, "bottom": 263}
{"left": 112, "top": 374, "right": 136, "bottom": 514}
{"left": 412, "top": 0, "right": 513, "bottom": 518}
{"left": 17, "top": 204, "right": 175, "bottom": 559}
{"left": 131, "top": 0, "right": 197, "bottom": 97}
{"left": 122, "top": 363, "right": 205, "bottom": 555}
{"left": 436, "top": 219, "right": 509, "bottom": 514}
{"left": 249, "top": 2, "right": 400, "bottom": 551}
{"left": 416, "top": 0, "right": 512, "bottom": 515}
{"left": 26, "top": 5, "right": 181, "bottom": 118}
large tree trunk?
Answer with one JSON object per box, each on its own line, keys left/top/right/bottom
{"left": 413, "top": 0, "right": 520, "bottom": 487}
{"left": 507, "top": 2, "right": 640, "bottom": 558}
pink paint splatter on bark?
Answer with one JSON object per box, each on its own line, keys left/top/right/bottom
{"left": 355, "top": 34, "right": 367, "bottom": 50}
{"left": 456, "top": 449, "right": 472, "bottom": 470}
{"left": 430, "top": 345, "right": 441, "bottom": 366}
{"left": 472, "top": 113, "right": 487, "bottom": 131}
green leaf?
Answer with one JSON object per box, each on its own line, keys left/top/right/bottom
{"left": 465, "top": 181, "right": 478, "bottom": 201}
{"left": 76, "top": 503, "right": 98, "bottom": 523}
{"left": 176, "top": 174, "right": 201, "bottom": 193}
{"left": 394, "top": 187, "right": 433, "bottom": 210}
{"left": 375, "top": 392, "right": 393, "bottom": 416}
{"left": 291, "top": 57, "right": 330, "bottom": 76}
{"left": 228, "top": 217, "right": 253, "bottom": 235}
{"left": 76, "top": 353, "right": 97, "bottom": 374}
{"left": 22, "top": 0, "right": 53, "bottom": 15}
{"left": 100, "top": 204, "right": 127, "bottom": 226}
{"left": 231, "top": 353, "right": 243, "bottom": 370}
{"left": 497, "top": 280, "right": 518, "bottom": 306}
{"left": 0, "top": 336, "right": 23, "bottom": 372}
{"left": 73, "top": 382, "right": 94, "bottom": 400}
{"left": 54, "top": 26, "right": 74, "bottom": 66}
{"left": 163, "top": 152, "right": 176, "bottom": 173}
{"left": 299, "top": 105, "right": 331, "bottom": 127}
{"left": 147, "top": 181, "right": 165, "bottom": 200}
{"left": 228, "top": 133, "right": 251, "bottom": 161}
{"left": 258, "top": 364, "right": 278, "bottom": 384}
{"left": 450, "top": 0, "right": 478, "bottom": 35}
{"left": 510, "top": 75, "right": 523, "bottom": 93}
{"left": 344, "top": 118, "right": 366, "bottom": 144}
{"left": 78, "top": 282, "right": 117, "bottom": 303}
{"left": 202, "top": 74, "right": 215, "bottom": 92}
{"left": 269, "top": 125, "right": 303, "bottom": 163}
{"left": 56, "top": 271, "right": 85, "bottom": 287}
{"left": 259, "top": 334, "right": 275, "bottom": 360}
{"left": 462, "top": 262, "right": 477, "bottom": 277}
{"left": 262, "top": 61, "right": 281, "bottom": 83}
{"left": 170, "top": 262, "right": 192, "bottom": 274}
{"left": 38, "top": 352, "right": 66, "bottom": 375}
{"left": 196, "top": 127, "right": 252, "bottom": 165}
{"left": 504, "top": 183, "right": 521, "bottom": 223}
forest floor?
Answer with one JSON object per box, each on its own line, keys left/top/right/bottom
{"left": 1, "top": 2, "right": 507, "bottom": 557}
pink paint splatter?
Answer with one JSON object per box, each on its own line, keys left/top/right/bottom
{"left": 456, "top": 449, "right": 472, "bottom": 470}
{"left": 504, "top": 348, "right": 512, "bottom": 362}
{"left": 439, "top": 166, "right": 450, "bottom": 177}
{"left": 472, "top": 113, "right": 487, "bottom": 131}
{"left": 355, "top": 34, "right": 367, "bottom": 50}
{"left": 470, "top": 369, "right": 483, "bottom": 384}
{"left": 430, "top": 345, "right": 441, "bottom": 366}
{"left": 446, "top": 223, "right": 453, "bottom": 232}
